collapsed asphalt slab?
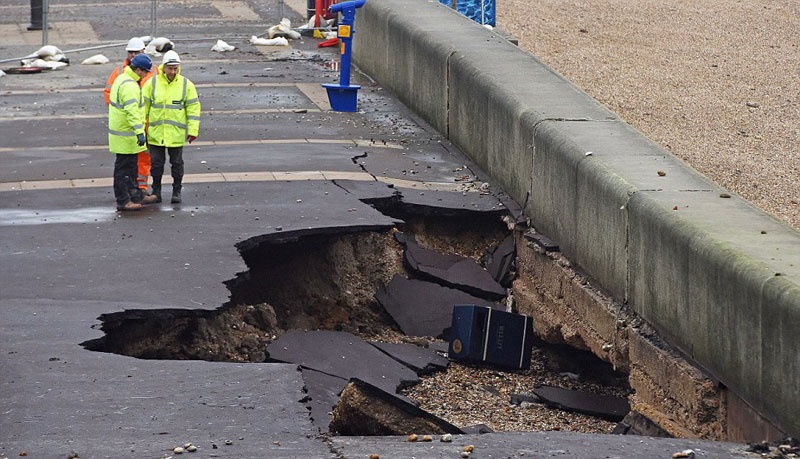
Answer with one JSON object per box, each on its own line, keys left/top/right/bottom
{"left": 397, "top": 232, "right": 507, "bottom": 300}
{"left": 390, "top": 186, "right": 510, "bottom": 215}
{"left": 298, "top": 340, "right": 451, "bottom": 434}
{"left": 533, "top": 385, "right": 631, "bottom": 422}
{"left": 376, "top": 275, "right": 502, "bottom": 338}
{"left": 300, "top": 368, "right": 349, "bottom": 434}
{"left": 266, "top": 330, "right": 419, "bottom": 396}
{"left": 368, "top": 340, "right": 449, "bottom": 375}
{"left": 486, "top": 234, "right": 516, "bottom": 286}
{"left": 330, "top": 378, "right": 464, "bottom": 436}
{"left": 270, "top": 330, "right": 465, "bottom": 436}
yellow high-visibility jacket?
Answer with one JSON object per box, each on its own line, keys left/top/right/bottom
{"left": 108, "top": 66, "right": 145, "bottom": 154}
{"left": 142, "top": 65, "right": 201, "bottom": 147}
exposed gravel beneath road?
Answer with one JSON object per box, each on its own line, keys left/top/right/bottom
{"left": 368, "top": 330, "right": 629, "bottom": 434}
{"left": 496, "top": 0, "right": 799, "bottom": 231}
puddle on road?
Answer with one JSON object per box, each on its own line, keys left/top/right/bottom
{"left": 0, "top": 206, "right": 215, "bottom": 226}
{"left": 0, "top": 207, "right": 115, "bottom": 226}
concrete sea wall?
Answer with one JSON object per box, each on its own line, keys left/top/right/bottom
{"left": 352, "top": 0, "right": 800, "bottom": 439}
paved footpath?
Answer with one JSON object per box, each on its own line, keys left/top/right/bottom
{"left": 1, "top": 1, "right": 755, "bottom": 457}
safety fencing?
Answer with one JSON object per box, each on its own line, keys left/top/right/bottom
{"left": 25, "top": 0, "right": 157, "bottom": 41}
{"left": 437, "top": 0, "right": 495, "bottom": 26}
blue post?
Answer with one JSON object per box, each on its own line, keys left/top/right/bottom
{"left": 322, "top": 0, "right": 366, "bottom": 112}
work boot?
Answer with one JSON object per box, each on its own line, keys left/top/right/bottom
{"left": 141, "top": 194, "right": 158, "bottom": 204}
{"left": 171, "top": 184, "right": 182, "bottom": 204}
{"left": 117, "top": 201, "right": 143, "bottom": 211}
{"left": 130, "top": 188, "right": 145, "bottom": 204}
{"left": 152, "top": 182, "right": 162, "bottom": 203}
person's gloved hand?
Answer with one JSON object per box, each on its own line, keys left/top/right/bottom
{"left": 136, "top": 133, "right": 146, "bottom": 146}
{"left": 187, "top": 135, "right": 196, "bottom": 144}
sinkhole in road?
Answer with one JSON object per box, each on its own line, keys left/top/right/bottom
{"left": 81, "top": 212, "right": 510, "bottom": 362}
{"left": 81, "top": 208, "right": 631, "bottom": 434}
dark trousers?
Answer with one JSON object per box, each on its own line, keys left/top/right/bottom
{"left": 113, "top": 154, "right": 141, "bottom": 206}
{"left": 149, "top": 145, "right": 184, "bottom": 189}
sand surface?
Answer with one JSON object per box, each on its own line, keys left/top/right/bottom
{"left": 496, "top": 0, "right": 799, "bottom": 231}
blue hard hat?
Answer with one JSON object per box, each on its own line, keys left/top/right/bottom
{"left": 130, "top": 54, "right": 152, "bottom": 71}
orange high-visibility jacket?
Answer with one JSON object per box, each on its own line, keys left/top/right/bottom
{"left": 104, "top": 58, "right": 158, "bottom": 105}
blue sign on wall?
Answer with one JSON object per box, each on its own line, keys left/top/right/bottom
{"left": 438, "top": 0, "right": 496, "bottom": 27}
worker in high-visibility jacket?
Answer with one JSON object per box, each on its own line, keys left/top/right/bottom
{"left": 104, "top": 37, "right": 158, "bottom": 202}
{"left": 142, "top": 50, "right": 201, "bottom": 204}
{"left": 108, "top": 53, "right": 153, "bottom": 211}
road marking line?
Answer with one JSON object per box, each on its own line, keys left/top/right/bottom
{"left": 296, "top": 83, "right": 332, "bottom": 111}
{"left": 2, "top": 83, "right": 309, "bottom": 96}
{"left": 0, "top": 138, "right": 405, "bottom": 153}
{"left": 0, "top": 172, "right": 466, "bottom": 192}
{"left": 1, "top": 109, "right": 324, "bottom": 121}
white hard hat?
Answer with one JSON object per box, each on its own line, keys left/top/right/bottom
{"left": 125, "top": 37, "right": 146, "bottom": 51}
{"left": 162, "top": 50, "right": 181, "bottom": 66}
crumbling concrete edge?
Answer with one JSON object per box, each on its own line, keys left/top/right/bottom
{"left": 513, "top": 231, "right": 788, "bottom": 441}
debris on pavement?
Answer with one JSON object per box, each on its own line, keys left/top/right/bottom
{"left": 250, "top": 36, "right": 289, "bottom": 46}
{"left": 17, "top": 45, "right": 69, "bottom": 69}
{"left": 296, "top": 15, "right": 335, "bottom": 31}
{"left": 81, "top": 54, "right": 110, "bottom": 65}
{"left": 318, "top": 37, "right": 339, "bottom": 48}
{"left": 144, "top": 37, "right": 174, "bottom": 55}
{"left": 211, "top": 40, "right": 235, "bottom": 52}
{"left": 2, "top": 67, "right": 44, "bottom": 74}
{"left": 26, "top": 44, "right": 63, "bottom": 60}
{"left": 746, "top": 438, "right": 800, "bottom": 458}
{"left": 20, "top": 58, "right": 67, "bottom": 70}
{"left": 267, "top": 18, "right": 302, "bottom": 40}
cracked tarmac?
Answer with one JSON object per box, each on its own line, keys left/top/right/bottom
{"left": 0, "top": 0, "right": 755, "bottom": 457}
